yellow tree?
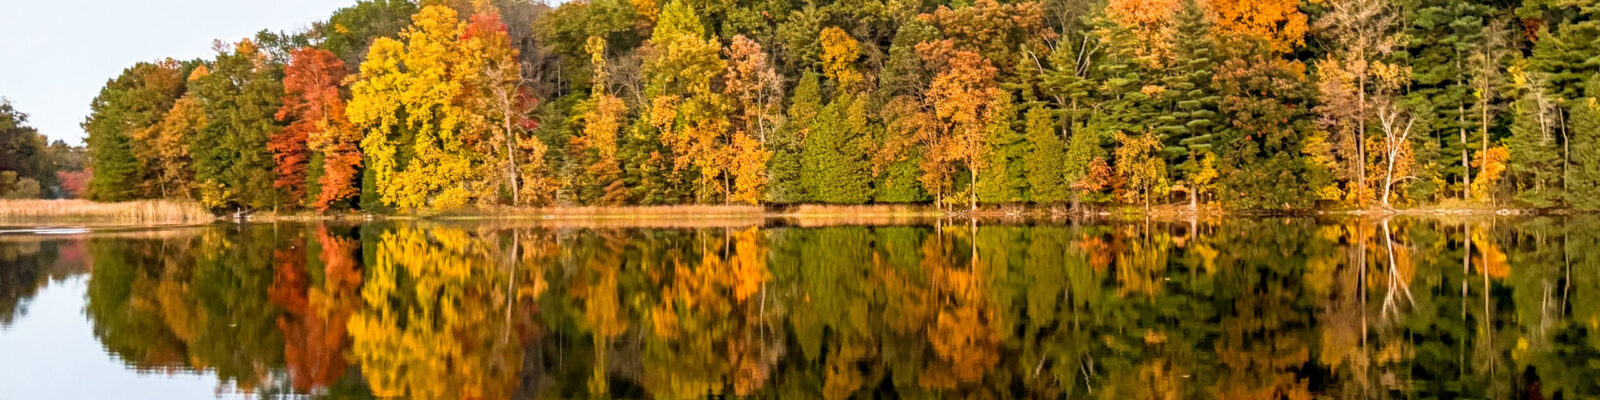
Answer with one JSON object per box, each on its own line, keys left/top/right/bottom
{"left": 1313, "top": 0, "right": 1406, "bottom": 207}
{"left": 722, "top": 35, "right": 781, "bottom": 204}
{"left": 572, "top": 36, "right": 631, "bottom": 204}
{"left": 135, "top": 77, "right": 205, "bottom": 199}
{"left": 349, "top": 5, "right": 486, "bottom": 211}
{"left": 123, "top": 59, "right": 189, "bottom": 198}
{"left": 1205, "top": 0, "right": 1309, "bottom": 54}
{"left": 916, "top": 40, "right": 1005, "bottom": 211}
{"left": 462, "top": 4, "right": 554, "bottom": 206}
{"left": 1103, "top": 0, "right": 1183, "bottom": 66}
{"left": 1114, "top": 130, "right": 1169, "bottom": 211}
{"left": 819, "top": 27, "right": 864, "bottom": 91}
{"left": 643, "top": 0, "right": 732, "bottom": 202}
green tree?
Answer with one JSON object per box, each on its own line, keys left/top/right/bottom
{"left": 317, "top": 0, "right": 419, "bottom": 70}
{"left": 1506, "top": 69, "right": 1564, "bottom": 207}
{"left": 1023, "top": 107, "right": 1071, "bottom": 204}
{"left": 1571, "top": 76, "right": 1600, "bottom": 210}
{"left": 0, "top": 101, "right": 50, "bottom": 198}
{"left": 768, "top": 72, "right": 820, "bottom": 204}
{"left": 802, "top": 93, "right": 873, "bottom": 204}
{"left": 82, "top": 61, "right": 187, "bottom": 201}
{"left": 191, "top": 40, "right": 286, "bottom": 210}
{"left": 975, "top": 94, "right": 1027, "bottom": 203}
{"left": 1214, "top": 54, "right": 1323, "bottom": 210}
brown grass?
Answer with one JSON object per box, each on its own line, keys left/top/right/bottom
{"left": 0, "top": 199, "right": 214, "bottom": 225}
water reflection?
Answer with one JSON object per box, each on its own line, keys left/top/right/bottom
{"left": 4, "top": 216, "right": 1600, "bottom": 398}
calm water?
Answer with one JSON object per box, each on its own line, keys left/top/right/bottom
{"left": 2, "top": 216, "right": 1599, "bottom": 399}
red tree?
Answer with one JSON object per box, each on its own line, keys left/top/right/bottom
{"left": 276, "top": 47, "right": 360, "bottom": 211}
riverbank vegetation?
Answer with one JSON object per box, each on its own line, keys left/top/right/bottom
{"left": 45, "top": 0, "right": 1600, "bottom": 215}
{"left": 0, "top": 199, "right": 212, "bottom": 225}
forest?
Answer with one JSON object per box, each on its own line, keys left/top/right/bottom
{"left": 49, "top": 0, "right": 1600, "bottom": 212}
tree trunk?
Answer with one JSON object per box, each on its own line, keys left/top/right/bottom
{"left": 505, "top": 105, "right": 520, "bottom": 206}
{"left": 1189, "top": 186, "right": 1197, "bottom": 212}
{"left": 969, "top": 168, "right": 977, "bottom": 212}
{"left": 1461, "top": 106, "right": 1470, "bottom": 200}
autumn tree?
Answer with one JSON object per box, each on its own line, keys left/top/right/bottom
{"left": 1206, "top": 0, "right": 1308, "bottom": 54}
{"left": 278, "top": 48, "right": 360, "bottom": 211}
{"left": 1113, "top": 130, "right": 1168, "bottom": 211}
{"left": 721, "top": 35, "right": 781, "bottom": 204}
{"left": 83, "top": 60, "right": 187, "bottom": 201}
{"left": 642, "top": 0, "right": 733, "bottom": 202}
{"left": 570, "top": 36, "right": 632, "bottom": 204}
{"left": 1314, "top": 0, "right": 1408, "bottom": 207}
{"left": 139, "top": 84, "right": 204, "bottom": 199}
{"left": 349, "top": 5, "right": 505, "bottom": 211}
{"left": 917, "top": 40, "right": 1005, "bottom": 210}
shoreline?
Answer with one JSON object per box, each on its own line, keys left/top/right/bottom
{"left": 0, "top": 199, "right": 1581, "bottom": 228}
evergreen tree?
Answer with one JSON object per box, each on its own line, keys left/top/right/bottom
{"left": 975, "top": 95, "right": 1027, "bottom": 203}
{"left": 768, "top": 72, "right": 821, "bottom": 204}
{"left": 1569, "top": 76, "right": 1600, "bottom": 210}
{"left": 1063, "top": 118, "right": 1105, "bottom": 207}
{"left": 1023, "top": 107, "right": 1071, "bottom": 204}
{"left": 1506, "top": 73, "right": 1565, "bottom": 207}
{"left": 1402, "top": 0, "right": 1496, "bottom": 199}
{"left": 875, "top": 154, "right": 931, "bottom": 203}
{"left": 1154, "top": 1, "right": 1222, "bottom": 172}
{"left": 191, "top": 40, "right": 287, "bottom": 210}
{"left": 801, "top": 93, "right": 872, "bottom": 204}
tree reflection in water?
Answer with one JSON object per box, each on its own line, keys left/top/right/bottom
{"left": 44, "top": 216, "right": 1600, "bottom": 398}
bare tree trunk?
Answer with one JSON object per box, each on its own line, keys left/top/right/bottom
{"left": 969, "top": 168, "right": 977, "bottom": 212}
{"left": 505, "top": 101, "right": 520, "bottom": 206}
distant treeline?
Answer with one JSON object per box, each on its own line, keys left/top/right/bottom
{"left": 76, "top": 0, "right": 1600, "bottom": 212}
{"left": 0, "top": 100, "right": 86, "bottom": 199}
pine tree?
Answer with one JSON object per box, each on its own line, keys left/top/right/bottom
{"left": 1064, "top": 119, "right": 1104, "bottom": 207}
{"left": 768, "top": 72, "right": 820, "bottom": 204}
{"left": 801, "top": 93, "right": 872, "bottom": 204}
{"left": 1157, "top": 2, "right": 1223, "bottom": 186}
{"left": 192, "top": 40, "right": 288, "bottom": 210}
{"left": 1023, "top": 107, "right": 1071, "bottom": 204}
{"left": 1569, "top": 76, "right": 1600, "bottom": 210}
{"left": 1402, "top": 0, "right": 1496, "bottom": 199}
{"left": 1507, "top": 71, "right": 1565, "bottom": 207}
{"left": 975, "top": 94, "right": 1027, "bottom": 203}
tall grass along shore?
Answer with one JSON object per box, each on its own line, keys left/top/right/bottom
{"left": 0, "top": 199, "right": 213, "bottom": 225}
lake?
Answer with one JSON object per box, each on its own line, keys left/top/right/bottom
{"left": 1, "top": 216, "right": 1597, "bottom": 399}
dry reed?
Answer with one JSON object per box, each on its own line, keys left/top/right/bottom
{"left": 0, "top": 199, "right": 214, "bottom": 225}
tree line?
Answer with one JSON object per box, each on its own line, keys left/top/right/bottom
{"left": 0, "top": 100, "right": 86, "bottom": 199}
{"left": 77, "top": 0, "right": 1600, "bottom": 212}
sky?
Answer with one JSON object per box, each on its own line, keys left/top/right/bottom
{"left": 0, "top": 0, "right": 356, "bottom": 144}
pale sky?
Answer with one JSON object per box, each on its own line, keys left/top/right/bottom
{"left": 0, "top": 0, "right": 356, "bottom": 144}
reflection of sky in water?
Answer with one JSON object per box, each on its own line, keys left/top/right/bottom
{"left": 0, "top": 276, "right": 247, "bottom": 399}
